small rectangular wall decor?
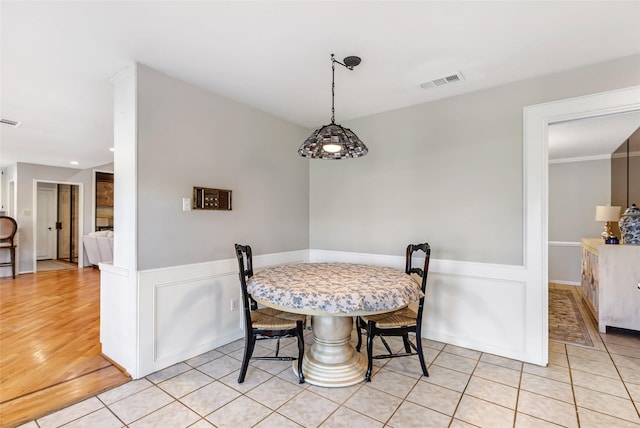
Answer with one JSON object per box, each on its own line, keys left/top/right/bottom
{"left": 192, "top": 187, "right": 232, "bottom": 210}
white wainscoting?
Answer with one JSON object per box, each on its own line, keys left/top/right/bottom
{"left": 104, "top": 248, "right": 542, "bottom": 379}
{"left": 135, "top": 250, "right": 309, "bottom": 378}
{"left": 310, "top": 249, "right": 535, "bottom": 364}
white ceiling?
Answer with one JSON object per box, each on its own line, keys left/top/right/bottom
{"left": 549, "top": 112, "right": 640, "bottom": 161}
{"left": 1, "top": 1, "right": 640, "bottom": 169}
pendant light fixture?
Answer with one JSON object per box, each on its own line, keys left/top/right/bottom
{"left": 298, "top": 54, "right": 368, "bottom": 159}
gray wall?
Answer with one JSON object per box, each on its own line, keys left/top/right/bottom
{"left": 310, "top": 54, "right": 640, "bottom": 265}
{"left": 136, "top": 65, "right": 310, "bottom": 270}
{"left": 549, "top": 159, "right": 610, "bottom": 283}
{"left": 549, "top": 159, "right": 610, "bottom": 241}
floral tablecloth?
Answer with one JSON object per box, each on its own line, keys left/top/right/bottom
{"left": 247, "top": 263, "right": 423, "bottom": 315}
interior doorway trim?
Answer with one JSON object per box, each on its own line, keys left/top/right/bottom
{"left": 524, "top": 84, "right": 640, "bottom": 364}
{"left": 32, "top": 179, "right": 85, "bottom": 271}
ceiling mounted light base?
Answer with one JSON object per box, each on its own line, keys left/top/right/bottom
{"left": 299, "top": 54, "right": 368, "bottom": 160}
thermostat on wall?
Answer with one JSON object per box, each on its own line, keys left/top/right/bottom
{"left": 192, "top": 187, "right": 232, "bottom": 210}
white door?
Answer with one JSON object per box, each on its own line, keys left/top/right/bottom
{"left": 36, "top": 187, "right": 56, "bottom": 260}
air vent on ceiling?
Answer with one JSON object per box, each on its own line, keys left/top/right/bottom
{"left": 1, "top": 118, "right": 21, "bottom": 128}
{"left": 420, "top": 71, "right": 465, "bottom": 89}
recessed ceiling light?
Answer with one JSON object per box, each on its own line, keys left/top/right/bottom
{"left": 109, "top": 147, "right": 115, "bottom": 152}
{"left": 70, "top": 161, "right": 79, "bottom": 165}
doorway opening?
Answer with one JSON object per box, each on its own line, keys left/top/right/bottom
{"left": 34, "top": 180, "right": 84, "bottom": 272}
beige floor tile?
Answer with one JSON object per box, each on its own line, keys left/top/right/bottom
{"left": 245, "top": 377, "right": 304, "bottom": 410}
{"left": 626, "top": 382, "right": 640, "bottom": 402}
{"left": 251, "top": 357, "right": 294, "bottom": 375}
{"left": 454, "top": 395, "right": 514, "bottom": 428}
{"left": 568, "top": 354, "right": 619, "bottom": 379}
{"left": 566, "top": 345, "right": 612, "bottom": 363}
{"left": 279, "top": 390, "right": 340, "bottom": 427}
{"left": 548, "top": 342, "right": 567, "bottom": 355}
{"left": 600, "top": 333, "right": 640, "bottom": 349}
{"left": 480, "top": 353, "right": 523, "bottom": 371}
{"left": 387, "top": 401, "right": 452, "bottom": 428}
{"left": 465, "top": 376, "right": 518, "bottom": 409}
{"left": 219, "top": 367, "right": 272, "bottom": 393}
{"left": 515, "top": 412, "right": 564, "bottom": 427}
{"left": 59, "top": 408, "right": 123, "bottom": 428}
{"left": 548, "top": 351, "right": 569, "bottom": 368}
{"left": 449, "top": 419, "right": 481, "bottom": 427}
{"left": 185, "top": 349, "right": 225, "bottom": 368}
{"left": 517, "top": 390, "right": 578, "bottom": 428}
{"left": 577, "top": 407, "right": 640, "bottom": 428}
{"left": 98, "top": 378, "right": 154, "bottom": 405}
{"left": 367, "top": 368, "right": 419, "bottom": 398}
{"left": 570, "top": 368, "right": 629, "bottom": 398}
{"left": 215, "top": 338, "right": 245, "bottom": 354}
{"left": 196, "top": 355, "right": 243, "bottom": 380}
{"left": 443, "top": 344, "right": 482, "bottom": 360}
{"left": 319, "top": 406, "right": 383, "bottom": 427}
{"left": 145, "top": 362, "right": 192, "bottom": 384}
{"left": 405, "top": 380, "right": 462, "bottom": 415}
{"left": 254, "top": 412, "right": 302, "bottom": 427}
{"left": 423, "top": 338, "right": 446, "bottom": 351}
{"left": 421, "top": 365, "right": 471, "bottom": 392}
{"left": 180, "top": 381, "right": 241, "bottom": 416}
{"left": 157, "top": 369, "right": 213, "bottom": 398}
{"left": 433, "top": 351, "right": 478, "bottom": 374}
{"left": 523, "top": 363, "right": 571, "bottom": 384}
{"left": 128, "top": 401, "right": 200, "bottom": 428}
{"left": 611, "top": 353, "right": 640, "bottom": 370}
{"left": 382, "top": 354, "right": 430, "bottom": 378}
{"left": 205, "top": 395, "right": 272, "bottom": 428}
{"left": 306, "top": 382, "right": 363, "bottom": 404}
{"left": 520, "top": 372, "right": 574, "bottom": 404}
{"left": 574, "top": 385, "right": 640, "bottom": 424}
{"left": 107, "top": 387, "right": 175, "bottom": 425}
{"left": 473, "top": 361, "right": 521, "bottom": 387}
{"left": 619, "top": 365, "right": 640, "bottom": 384}
{"left": 188, "top": 420, "right": 214, "bottom": 428}
{"left": 276, "top": 364, "right": 312, "bottom": 386}
{"left": 344, "top": 385, "right": 403, "bottom": 423}
{"left": 607, "top": 343, "right": 640, "bottom": 359}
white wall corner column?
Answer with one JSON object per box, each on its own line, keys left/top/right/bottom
{"left": 101, "top": 64, "right": 139, "bottom": 377}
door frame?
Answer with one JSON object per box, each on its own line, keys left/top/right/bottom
{"left": 524, "top": 84, "right": 640, "bottom": 364}
{"left": 32, "top": 179, "right": 85, "bottom": 271}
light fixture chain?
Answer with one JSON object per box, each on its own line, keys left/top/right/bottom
{"left": 331, "top": 54, "right": 336, "bottom": 124}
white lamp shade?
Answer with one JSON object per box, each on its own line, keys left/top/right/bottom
{"left": 595, "top": 205, "right": 621, "bottom": 222}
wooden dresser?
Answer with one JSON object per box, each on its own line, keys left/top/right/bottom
{"left": 580, "top": 238, "right": 640, "bottom": 333}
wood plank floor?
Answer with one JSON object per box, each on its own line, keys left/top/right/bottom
{"left": 0, "top": 268, "right": 130, "bottom": 427}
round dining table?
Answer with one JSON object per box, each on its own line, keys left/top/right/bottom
{"left": 247, "top": 262, "right": 423, "bottom": 387}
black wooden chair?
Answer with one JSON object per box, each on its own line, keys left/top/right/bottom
{"left": 234, "top": 244, "right": 306, "bottom": 383}
{"left": 355, "top": 243, "right": 431, "bottom": 381}
{"left": 0, "top": 216, "right": 18, "bottom": 278}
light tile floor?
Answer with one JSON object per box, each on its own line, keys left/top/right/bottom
{"left": 20, "top": 306, "right": 640, "bottom": 427}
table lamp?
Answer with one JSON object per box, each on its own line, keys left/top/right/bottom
{"left": 595, "top": 205, "right": 621, "bottom": 243}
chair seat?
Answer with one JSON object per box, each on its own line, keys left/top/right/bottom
{"left": 251, "top": 307, "right": 306, "bottom": 330}
{"left": 361, "top": 306, "right": 417, "bottom": 328}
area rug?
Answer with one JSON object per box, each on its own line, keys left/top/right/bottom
{"left": 37, "top": 260, "right": 77, "bottom": 272}
{"left": 549, "top": 288, "right": 594, "bottom": 347}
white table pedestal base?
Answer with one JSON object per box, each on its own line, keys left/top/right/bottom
{"left": 292, "top": 315, "right": 367, "bottom": 387}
